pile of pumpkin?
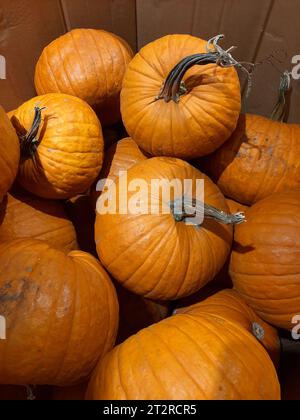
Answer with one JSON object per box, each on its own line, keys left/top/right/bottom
{"left": 0, "top": 28, "right": 299, "bottom": 401}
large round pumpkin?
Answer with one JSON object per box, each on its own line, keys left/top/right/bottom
{"left": 34, "top": 29, "right": 133, "bottom": 126}
{"left": 10, "top": 93, "right": 104, "bottom": 199}
{"left": 121, "top": 34, "right": 241, "bottom": 159}
{"left": 86, "top": 290, "right": 280, "bottom": 400}
{"left": 230, "top": 191, "right": 300, "bottom": 330}
{"left": 91, "top": 137, "right": 147, "bottom": 210}
{"left": 95, "top": 157, "right": 244, "bottom": 300}
{"left": 0, "top": 239, "right": 118, "bottom": 386}
{"left": 0, "top": 187, "right": 77, "bottom": 252}
{"left": 203, "top": 114, "right": 300, "bottom": 205}
{"left": 0, "top": 106, "right": 20, "bottom": 200}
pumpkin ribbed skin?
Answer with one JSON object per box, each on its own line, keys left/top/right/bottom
{"left": 205, "top": 114, "right": 300, "bottom": 205}
{"left": 230, "top": 191, "right": 300, "bottom": 330}
{"left": 86, "top": 290, "right": 280, "bottom": 400}
{"left": 0, "top": 107, "right": 20, "bottom": 200}
{"left": 176, "top": 289, "right": 280, "bottom": 368}
{"left": 34, "top": 29, "right": 133, "bottom": 127}
{"left": 121, "top": 34, "right": 241, "bottom": 160}
{"left": 91, "top": 137, "right": 147, "bottom": 210}
{"left": 0, "top": 188, "right": 77, "bottom": 252}
{"left": 95, "top": 157, "right": 233, "bottom": 300}
{"left": 0, "top": 239, "right": 118, "bottom": 386}
{"left": 11, "top": 93, "right": 104, "bottom": 199}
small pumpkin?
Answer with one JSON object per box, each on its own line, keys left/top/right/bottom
{"left": 10, "top": 93, "right": 104, "bottom": 199}
{"left": 0, "top": 106, "right": 20, "bottom": 200}
{"left": 91, "top": 137, "right": 147, "bottom": 210}
{"left": 0, "top": 239, "right": 118, "bottom": 386}
{"left": 95, "top": 157, "right": 244, "bottom": 300}
{"left": 230, "top": 191, "right": 300, "bottom": 330}
{"left": 203, "top": 72, "right": 300, "bottom": 205}
{"left": 34, "top": 29, "right": 134, "bottom": 127}
{"left": 86, "top": 289, "right": 280, "bottom": 400}
{"left": 121, "top": 34, "right": 241, "bottom": 159}
{"left": 0, "top": 187, "right": 78, "bottom": 252}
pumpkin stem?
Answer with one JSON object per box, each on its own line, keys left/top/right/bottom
{"left": 252, "top": 322, "right": 265, "bottom": 341}
{"left": 155, "top": 34, "right": 255, "bottom": 103}
{"left": 26, "top": 385, "right": 36, "bottom": 400}
{"left": 270, "top": 71, "right": 291, "bottom": 122}
{"left": 19, "top": 106, "right": 45, "bottom": 159}
{"left": 170, "top": 198, "right": 246, "bottom": 225}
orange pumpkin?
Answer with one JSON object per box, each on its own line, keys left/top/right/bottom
{"left": 0, "top": 187, "right": 77, "bottom": 252}
{"left": 0, "top": 239, "right": 118, "bottom": 385}
{"left": 203, "top": 72, "right": 300, "bottom": 205}
{"left": 10, "top": 93, "right": 104, "bottom": 199}
{"left": 91, "top": 137, "right": 147, "bottom": 210}
{"left": 86, "top": 289, "right": 280, "bottom": 400}
{"left": 230, "top": 191, "right": 300, "bottom": 330}
{"left": 34, "top": 29, "right": 133, "bottom": 127}
{"left": 225, "top": 198, "right": 248, "bottom": 215}
{"left": 0, "top": 107, "right": 20, "bottom": 200}
{"left": 95, "top": 157, "right": 244, "bottom": 300}
{"left": 121, "top": 34, "right": 241, "bottom": 159}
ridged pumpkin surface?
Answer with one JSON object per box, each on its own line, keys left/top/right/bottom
{"left": 121, "top": 34, "right": 241, "bottom": 159}
{"left": 0, "top": 188, "right": 78, "bottom": 252}
{"left": 0, "top": 239, "right": 119, "bottom": 386}
{"left": 0, "top": 106, "right": 20, "bottom": 200}
{"left": 10, "top": 93, "right": 104, "bottom": 199}
{"left": 86, "top": 290, "right": 280, "bottom": 400}
{"left": 95, "top": 157, "right": 233, "bottom": 300}
{"left": 34, "top": 29, "right": 133, "bottom": 126}
{"left": 205, "top": 114, "right": 300, "bottom": 205}
{"left": 91, "top": 137, "right": 147, "bottom": 210}
{"left": 230, "top": 191, "right": 300, "bottom": 329}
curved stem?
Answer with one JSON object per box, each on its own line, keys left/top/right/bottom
{"left": 170, "top": 198, "right": 246, "bottom": 226}
{"left": 19, "top": 106, "right": 45, "bottom": 159}
{"left": 270, "top": 71, "right": 291, "bottom": 122}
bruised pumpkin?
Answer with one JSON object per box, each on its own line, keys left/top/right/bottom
{"left": 0, "top": 239, "right": 118, "bottom": 386}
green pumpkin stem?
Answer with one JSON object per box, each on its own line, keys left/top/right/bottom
{"left": 19, "top": 106, "right": 45, "bottom": 159}
{"left": 270, "top": 71, "right": 291, "bottom": 122}
{"left": 155, "top": 34, "right": 256, "bottom": 103}
{"left": 170, "top": 198, "right": 246, "bottom": 225}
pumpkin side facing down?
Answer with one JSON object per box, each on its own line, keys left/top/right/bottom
{"left": 95, "top": 157, "right": 234, "bottom": 300}
{"left": 11, "top": 93, "right": 104, "bottom": 199}
{"left": 0, "top": 106, "right": 20, "bottom": 200}
{"left": 0, "top": 188, "right": 78, "bottom": 252}
{"left": 34, "top": 29, "right": 134, "bottom": 127}
{"left": 121, "top": 34, "right": 241, "bottom": 160}
{"left": 86, "top": 291, "right": 280, "bottom": 400}
{"left": 204, "top": 113, "right": 300, "bottom": 205}
{"left": 230, "top": 191, "right": 300, "bottom": 330}
{"left": 0, "top": 239, "right": 119, "bottom": 386}
{"left": 91, "top": 137, "right": 147, "bottom": 210}
{"left": 176, "top": 289, "right": 280, "bottom": 368}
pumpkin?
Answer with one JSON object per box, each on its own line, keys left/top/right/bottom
{"left": 0, "top": 187, "right": 78, "bottom": 252}
{"left": 175, "top": 289, "right": 280, "bottom": 368}
{"left": 203, "top": 71, "right": 300, "bottom": 205}
{"left": 91, "top": 137, "right": 147, "bottom": 210}
{"left": 9, "top": 93, "right": 104, "bottom": 199}
{"left": 95, "top": 157, "right": 245, "bottom": 300}
{"left": 86, "top": 290, "right": 280, "bottom": 400}
{"left": 0, "top": 106, "right": 20, "bottom": 200}
{"left": 115, "top": 283, "right": 170, "bottom": 344}
{"left": 34, "top": 29, "right": 134, "bottom": 127}
{"left": 0, "top": 239, "right": 118, "bottom": 385}
{"left": 120, "top": 34, "right": 241, "bottom": 159}
{"left": 230, "top": 191, "right": 300, "bottom": 330}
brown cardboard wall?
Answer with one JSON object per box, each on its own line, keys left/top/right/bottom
{"left": 0, "top": 0, "right": 299, "bottom": 123}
